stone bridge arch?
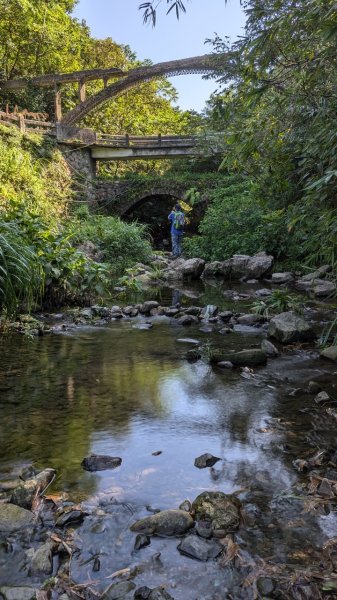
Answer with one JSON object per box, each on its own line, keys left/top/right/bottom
{"left": 96, "top": 180, "right": 189, "bottom": 216}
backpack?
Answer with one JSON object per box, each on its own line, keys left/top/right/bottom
{"left": 173, "top": 211, "right": 185, "bottom": 231}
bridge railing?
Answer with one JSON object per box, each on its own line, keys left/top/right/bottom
{"left": 96, "top": 133, "right": 197, "bottom": 147}
{"left": 0, "top": 111, "right": 56, "bottom": 134}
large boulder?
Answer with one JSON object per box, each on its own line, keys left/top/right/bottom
{"left": 0, "top": 503, "right": 34, "bottom": 533}
{"left": 222, "top": 252, "right": 273, "bottom": 280}
{"left": 268, "top": 311, "right": 316, "bottom": 343}
{"left": 130, "top": 509, "right": 194, "bottom": 536}
{"left": 192, "top": 491, "right": 241, "bottom": 537}
{"left": 164, "top": 258, "right": 205, "bottom": 280}
{"left": 202, "top": 261, "right": 227, "bottom": 278}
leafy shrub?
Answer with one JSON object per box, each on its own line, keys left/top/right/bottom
{"left": 0, "top": 221, "right": 43, "bottom": 316}
{"left": 0, "top": 125, "right": 71, "bottom": 223}
{"left": 251, "top": 290, "right": 303, "bottom": 318}
{"left": 183, "top": 177, "right": 290, "bottom": 261}
{"left": 3, "top": 208, "right": 110, "bottom": 308}
{"left": 72, "top": 214, "right": 152, "bottom": 273}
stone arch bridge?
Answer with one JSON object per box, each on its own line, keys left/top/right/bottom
{"left": 96, "top": 179, "right": 190, "bottom": 216}
{"left": 1, "top": 53, "right": 228, "bottom": 206}
{"left": 1, "top": 52, "right": 230, "bottom": 125}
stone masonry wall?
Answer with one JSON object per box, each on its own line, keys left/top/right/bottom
{"left": 58, "top": 144, "right": 97, "bottom": 204}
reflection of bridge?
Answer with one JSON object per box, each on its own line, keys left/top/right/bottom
{"left": 0, "top": 53, "right": 229, "bottom": 125}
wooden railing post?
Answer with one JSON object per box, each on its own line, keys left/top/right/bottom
{"left": 54, "top": 84, "right": 62, "bottom": 122}
{"left": 18, "top": 115, "right": 25, "bottom": 133}
{"left": 158, "top": 133, "right": 162, "bottom": 146}
{"left": 125, "top": 133, "right": 130, "bottom": 147}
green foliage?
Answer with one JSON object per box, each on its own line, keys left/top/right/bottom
{"left": 319, "top": 316, "right": 337, "bottom": 349}
{"left": 0, "top": 125, "right": 71, "bottom": 222}
{"left": 251, "top": 290, "right": 303, "bottom": 319}
{"left": 200, "top": 0, "right": 337, "bottom": 274}
{"left": 4, "top": 207, "right": 110, "bottom": 307}
{"left": 71, "top": 214, "right": 152, "bottom": 274}
{"left": 0, "top": 221, "right": 42, "bottom": 316}
{"left": 183, "top": 176, "right": 290, "bottom": 261}
{"left": 117, "top": 268, "right": 143, "bottom": 292}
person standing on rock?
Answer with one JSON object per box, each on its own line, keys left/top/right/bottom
{"left": 168, "top": 203, "right": 185, "bottom": 258}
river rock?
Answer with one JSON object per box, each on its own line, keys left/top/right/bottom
{"left": 164, "top": 258, "right": 205, "bottom": 280}
{"left": 26, "top": 541, "right": 53, "bottom": 575}
{"left": 0, "top": 503, "right": 34, "bottom": 533}
{"left": 91, "top": 305, "right": 110, "bottom": 318}
{"left": 195, "top": 519, "right": 213, "bottom": 539}
{"left": 192, "top": 491, "right": 241, "bottom": 537}
{"left": 55, "top": 506, "right": 85, "bottom": 527}
{"left": 185, "top": 306, "right": 201, "bottom": 316}
{"left": 314, "top": 391, "right": 330, "bottom": 405}
{"left": 202, "top": 261, "right": 226, "bottom": 278}
{"left": 237, "top": 313, "right": 265, "bottom": 325}
{"left": 297, "top": 265, "right": 331, "bottom": 283}
{"left": 11, "top": 468, "right": 55, "bottom": 509}
{"left": 81, "top": 454, "right": 122, "bottom": 471}
{"left": 130, "top": 509, "right": 194, "bottom": 536}
{"left": 210, "top": 348, "right": 267, "bottom": 367}
{"left": 134, "top": 533, "right": 151, "bottom": 550}
{"left": 177, "top": 315, "right": 199, "bottom": 326}
{"left": 320, "top": 346, "right": 337, "bottom": 361}
{"left": 179, "top": 500, "right": 191, "bottom": 512}
{"left": 221, "top": 252, "right": 273, "bottom": 280}
{"left": 0, "top": 587, "right": 38, "bottom": 600}
{"left": 268, "top": 311, "right": 316, "bottom": 343}
{"left": 139, "top": 301, "right": 160, "bottom": 314}
{"left": 134, "top": 588, "right": 152, "bottom": 600}
{"left": 177, "top": 533, "right": 222, "bottom": 560}
{"left": 102, "top": 580, "right": 136, "bottom": 600}
{"left": 123, "top": 306, "right": 139, "bottom": 317}
{"left": 254, "top": 288, "right": 272, "bottom": 297}
{"left": 271, "top": 272, "right": 294, "bottom": 284}
{"left": 164, "top": 307, "right": 179, "bottom": 317}
{"left": 218, "top": 310, "right": 233, "bottom": 322}
{"left": 313, "top": 280, "right": 336, "bottom": 297}
{"left": 261, "top": 339, "right": 279, "bottom": 357}
{"left": 194, "top": 453, "right": 221, "bottom": 469}
{"left": 110, "top": 306, "right": 123, "bottom": 319}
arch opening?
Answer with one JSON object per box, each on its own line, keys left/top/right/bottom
{"left": 124, "top": 194, "right": 180, "bottom": 250}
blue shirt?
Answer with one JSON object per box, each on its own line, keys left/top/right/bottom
{"left": 168, "top": 211, "right": 184, "bottom": 236}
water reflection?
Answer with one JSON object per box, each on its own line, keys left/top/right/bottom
{"left": 1, "top": 306, "right": 337, "bottom": 595}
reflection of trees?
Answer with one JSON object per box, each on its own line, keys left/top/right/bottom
{"left": 0, "top": 327, "right": 176, "bottom": 491}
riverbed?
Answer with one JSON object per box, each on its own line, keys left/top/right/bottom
{"left": 0, "top": 281, "right": 337, "bottom": 599}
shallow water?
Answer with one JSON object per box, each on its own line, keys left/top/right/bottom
{"left": 0, "top": 285, "right": 337, "bottom": 598}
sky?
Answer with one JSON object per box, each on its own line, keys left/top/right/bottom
{"left": 73, "top": 0, "right": 246, "bottom": 112}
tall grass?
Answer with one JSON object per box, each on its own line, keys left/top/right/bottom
{"left": 0, "top": 222, "right": 43, "bottom": 316}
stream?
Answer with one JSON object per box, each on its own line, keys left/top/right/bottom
{"left": 0, "top": 280, "right": 337, "bottom": 599}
